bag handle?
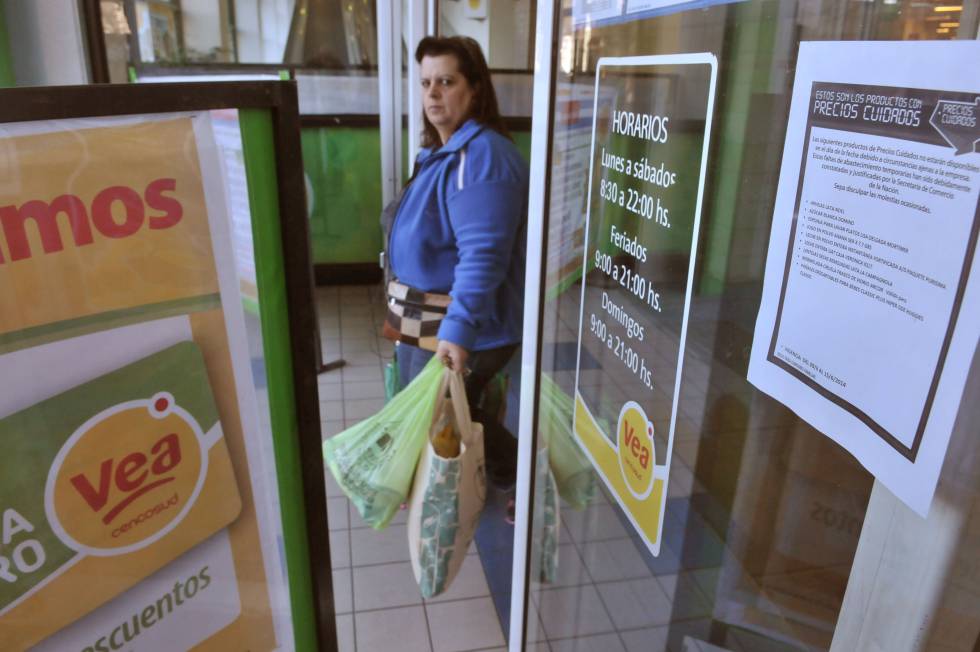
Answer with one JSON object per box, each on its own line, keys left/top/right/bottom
{"left": 446, "top": 370, "right": 477, "bottom": 446}
{"left": 431, "top": 369, "right": 477, "bottom": 447}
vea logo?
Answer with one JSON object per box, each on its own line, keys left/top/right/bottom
{"left": 44, "top": 392, "right": 208, "bottom": 556}
{"left": 616, "top": 401, "right": 656, "bottom": 500}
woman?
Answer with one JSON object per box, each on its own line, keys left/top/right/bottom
{"left": 386, "top": 36, "right": 528, "bottom": 492}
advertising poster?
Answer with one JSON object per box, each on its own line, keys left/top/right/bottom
{"left": 0, "top": 115, "right": 289, "bottom": 649}
{"left": 748, "top": 41, "right": 980, "bottom": 516}
{"left": 573, "top": 54, "right": 717, "bottom": 556}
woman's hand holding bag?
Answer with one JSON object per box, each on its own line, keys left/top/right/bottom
{"left": 436, "top": 339, "right": 468, "bottom": 372}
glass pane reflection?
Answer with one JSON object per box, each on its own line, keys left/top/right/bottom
{"left": 524, "top": 2, "right": 979, "bottom": 651}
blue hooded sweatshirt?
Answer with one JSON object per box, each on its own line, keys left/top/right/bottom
{"left": 389, "top": 119, "right": 528, "bottom": 351}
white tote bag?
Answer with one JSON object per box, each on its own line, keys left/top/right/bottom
{"left": 407, "top": 370, "right": 486, "bottom": 598}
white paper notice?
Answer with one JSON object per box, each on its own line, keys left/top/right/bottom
{"left": 749, "top": 41, "right": 980, "bottom": 516}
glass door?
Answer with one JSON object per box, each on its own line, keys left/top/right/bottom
{"left": 515, "top": 2, "right": 980, "bottom": 651}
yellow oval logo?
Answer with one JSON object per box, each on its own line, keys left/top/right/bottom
{"left": 617, "top": 402, "right": 655, "bottom": 499}
{"left": 45, "top": 393, "right": 207, "bottom": 556}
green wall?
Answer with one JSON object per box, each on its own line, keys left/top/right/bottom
{"left": 513, "top": 130, "right": 531, "bottom": 161}
{"left": 303, "top": 127, "right": 384, "bottom": 265}
{"left": 0, "top": 0, "right": 14, "bottom": 87}
{"left": 305, "top": 127, "right": 532, "bottom": 267}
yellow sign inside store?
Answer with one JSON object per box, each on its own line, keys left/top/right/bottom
{"left": 574, "top": 393, "right": 665, "bottom": 553}
{"left": 616, "top": 401, "right": 656, "bottom": 499}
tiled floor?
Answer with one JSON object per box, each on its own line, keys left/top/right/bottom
{"left": 317, "top": 285, "right": 507, "bottom": 652}
{"left": 317, "top": 284, "right": 778, "bottom": 652}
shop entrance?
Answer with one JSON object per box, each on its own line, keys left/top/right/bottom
{"left": 328, "top": 4, "right": 538, "bottom": 650}
{"left": 9, "top": 1, "right": 977, "bottom": 650}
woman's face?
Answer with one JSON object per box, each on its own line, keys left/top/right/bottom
{"left": 420, "top": 54, "right": 476, "bottom": 144}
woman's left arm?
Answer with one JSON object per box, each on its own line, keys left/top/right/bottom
{"left": 437, "top": 178, "right": 525, "bottom": 352}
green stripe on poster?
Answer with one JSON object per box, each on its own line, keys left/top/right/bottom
{"left": 239, "top": 108, "right": 318, "bottom": 652}
{"left": 0, "top": 293, "right": 222, "bottom": 354}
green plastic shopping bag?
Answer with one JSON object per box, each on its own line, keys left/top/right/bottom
{"left": 533, "top": 447, "right": 560, "bottom": 584}
{"left": 540, "top": 374, "right": 597, "bottom": 510}
{"left": 384, "top": 347, "right": 402, "bottom": 403}
{"left": 323, "top": 356, "right": 444, "bottom": 530}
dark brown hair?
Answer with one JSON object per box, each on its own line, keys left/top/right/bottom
{"left": 415, "top": 36, "right": 511, "bottom": 148}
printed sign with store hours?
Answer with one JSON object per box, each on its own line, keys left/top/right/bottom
{"left": 573, "top": 53, "right": 717, "bottom": 557}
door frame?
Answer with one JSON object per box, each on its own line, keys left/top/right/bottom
{"left": 509, "top": 0, "right": 558, "bottom": 649}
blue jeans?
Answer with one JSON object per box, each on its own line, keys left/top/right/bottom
{"left": 398, "top": 342, "right": 520, "bottom": 487}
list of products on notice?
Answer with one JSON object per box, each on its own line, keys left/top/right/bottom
{"left": 770, "top": 81, "right": 979, "bottom": 455}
